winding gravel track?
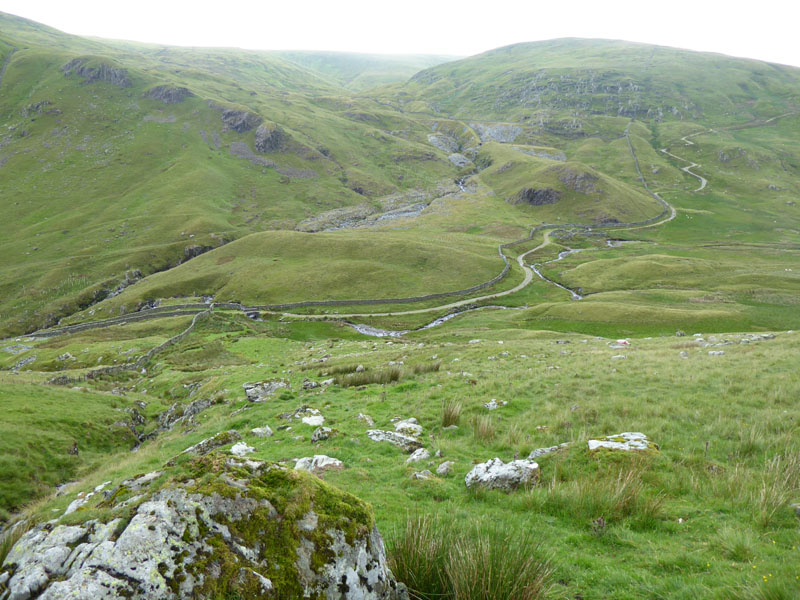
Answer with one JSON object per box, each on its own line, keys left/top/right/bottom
{"left": 34, "top": 110, "right": 800, "bottom": 338}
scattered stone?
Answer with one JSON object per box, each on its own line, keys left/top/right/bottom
{"left": 676, "top": 330, "right": 686, "bottom": 337}
{"left": 357, "top": 413, "right": 375, "bottom": 427}
{"left": 2, "top": 345, "right": 32, "bottom": 355}
{"left": 436, "top": 461, "right": 454, "bottom": 477}
{"left": 312, "top": 427, "right": 333, "bottom": 443}
{"left": 680, "top": 351, "right": 689, "bottom": 359}
{"left": 405, "top": 448, "right": 431, "bottom": 464}
{"left": 442, "top": 425, "right": 458, "bottom": 431}
{"left": 411, "top": 470, "right": 434, "bottom": 480}
{"left": 230, "top": 442, "right": 255, "bottom": 457}
{"left": 302, "top": 379, "right": 320, "bottom": 390}
{"left": 468, "top": 339, "right": 482, "bottom": 344}
{"left": 708, "top": 350, "right": 725, "bottom": 356}
{"left": 182, "top": 430, "right": 242, "bottom": 456}
{"left": 356, "top": 364, "right": 365, "bottom": 372}
{"left": 528, "top": 443, "right": 571, "bottom": 459}
{"left": 464, "top": 458, "right": 540, "bottom": 491}
{"left": 394, "top": 418, "right": 422, "bottom": 436}
{"left": 282, "top": 406, "right": 325, "bottom": 426}
{"left": 587, "top": 432, "right": 656, "bottom": 452}
{"left": 484, "top": 399, "right": 508, "bottom": 410}
{"left": 251, "top": 425, "right": 274, "bottom": 438}
{"left": 294, "top": 455, "right": 344, "bottom": 476}
{"left": 243, "top": 380, "right": 289, "bottom": 402}
{"left": 611, "top": 355, "right": 627, "bottom": 360}
{"left": 56, "top": 352, "right": 74, "bottom": 361}
{"left": 367, "top": 430, "right": 422, "bottom": 453}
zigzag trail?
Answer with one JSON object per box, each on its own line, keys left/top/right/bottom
{"left": 24, "top": 111, "right": 798, "bottom": 340}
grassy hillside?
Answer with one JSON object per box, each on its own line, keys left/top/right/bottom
{"left": 274, "top": 50, "right": 458, "bottom": 91}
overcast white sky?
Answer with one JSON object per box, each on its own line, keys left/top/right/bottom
{"left": 3, "top": 0, "right": 800, "bottom": 66}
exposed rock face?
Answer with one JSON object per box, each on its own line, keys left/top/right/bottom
{"left": 61, "top": 58, "right": 130, "bottom": 87}
{"left": 448, "top": 153, "right": 471, "bottom": 168}
{"left": 464, "top": 457, "right": 540, "bottom": 491}
{"left": 144, "top": 85, "right": 194, "bottom": 104}
{"left": 550, "top": 166, "right": 602, "bottom": 194}
{"left": 367, "top": 430, "right": 422, "bottom": 453}
{"left": 427, "top": 134, "right": 459, "bottom": 153}
{"left": 255, "top": 123, "right": 288, "bottom": 153}
{"left": 587, "top": 432, "right": 656, "bottom": 452}
{"left": 0, "top": 456, "right": 407, "bottom": 599}
{"left": 221, "top": 109, "right": 263, "bottom": 133}
{"left": 472, "top": 123, "right": 522, "bottom": 143}
{"left": 512, "top": 187, "right": 561, "bottom": 206}
{"left": 183, "top": 244, "right": 213, "bottom": 262}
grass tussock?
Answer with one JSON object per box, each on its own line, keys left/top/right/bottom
{"left": 318, "top": 363, "right": 368, "bottom": 376}
{"left": 471, "top": 415, "right": 496, "bottom": 442}
{"left": 751, "top": 450, "right": 800, "bottom": 527}
{"left": 441, "top": 400, "right": 462, "bottom": 428}
{"left": 388, "top": 514, "right": 553, "bottom": 600}
{"left": 412, "top": 361, "right": 441, "bottom": 375}
{"left": 335, "top": 367, "right": 402, "bottom": 388}
{"left": 0, "top": 520, "right": 32, "bottom": 565}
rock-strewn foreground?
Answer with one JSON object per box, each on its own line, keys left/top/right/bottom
{"left": 0, "top": 454, "right": 408, "bottom": 600}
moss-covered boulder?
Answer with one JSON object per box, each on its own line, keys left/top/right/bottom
{"left": 0, "top": 454, "right": 408, "bottom": 599}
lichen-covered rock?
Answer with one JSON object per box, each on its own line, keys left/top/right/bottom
{"left": 0, "top": 455, "right": 407, "bottom": 599}
{"left": 394, "top": 418, "right": 422, "bottom": 436}
{"left": 528, "top": 443, "right": 570, "bottom": 459}
{"left": 243, "top": 379, "right": 289, "bottom": 402}
{"left": 295, "top": 455, "right": 344, "bottom": 476}
{"left": 312, "top": 427, "right": 333, "bottom": 442}
{"left": 251, "top": 425, "right": 273, "bottom": 438}
{"left": 182, "top": 430, "right": 242, "bottom": 456}
{"left": 436, "top": 461, "right": 455, "bottom": 477}
{"left": 587, "top": 432, "right": 656, "bottom": 452}
{"left": 367, "top": 430, "right": 422, "bottom": 453}
{"left": 405, "top": 448, "right": 430, "bottom": 464}
{"left": 464, "top": 458, "right": 540, "bottom": 491}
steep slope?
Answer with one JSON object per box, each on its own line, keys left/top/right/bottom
{"left": 376, "top": 38, "right": 800, "bottom": 124}
{"left": 0, "top": 13, "right": 457, "bottom": 335}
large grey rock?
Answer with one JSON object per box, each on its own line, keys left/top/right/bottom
{"left": 243, "top": 380, "right": 289, "bottom": 402}
{"left": 367, "top": 430, "right": 422, "bottom": 453}
{"left": 1, "top": 456, "right": 406, "bottom": 600}
{"left": 294, "top": 455, "right": 344, "bottom": 476}
{"left": 405, "top": 448, "right": 430, "bottom": 464}
{"left": 464, "top": 458, "right": 540, "bottom": 491}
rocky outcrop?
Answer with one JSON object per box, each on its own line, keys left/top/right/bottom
{"left": 0, "top": 455, "right": 407, "bottom": 599}
{"left": 511, "top": 187, "right": 561, "bottom": 206}
{"left": 221, "top": 109, "right": 263, "bottom": 133}
{"left": 549, "top": 166, "right": 602, "bottom": 194}
{"left": 471, "top": 123, "right": 522, "bottom": 143}
{"left": 61, "top": 58, "right": 130, "bottom": 87}
{"left": 255, "top": 123, "right": 288, "bottom": 153}
{"left": 464, "top": 457, "right": 540, "bottom": 491}
{"left": 183, "top": 244, "right": 214, "bottom": 262}
{"left": 144, "top": 85, "right": 194, "bottom": 104}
